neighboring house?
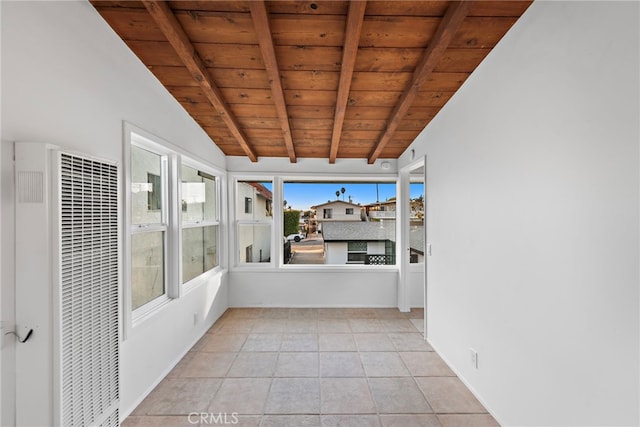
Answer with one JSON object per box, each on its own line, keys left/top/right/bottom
{"left": 237, "top": 181, "right": 272, "bottom": 263}
{"left": 312, "top": 200, "right": 364, "bottom": 222}
{"left": 364, "top": 200, "right": 397, "bottom": 220}
{"left": 322, "top": 221, "right": 396, "bottom": 265}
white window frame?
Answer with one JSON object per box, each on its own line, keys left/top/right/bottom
{"left": 229, "top": 174, "right": 398, "bottom": 271}
{"left": 125, "top": 130, "right": 176, "bottom": 326}
{"left": 124, "top": 123, "right": 225, "bottom": 335}
{"left": 231, "top": 175, "right": 275, "bottom": 268}
{"left": 179, "top": 157, "right": 223, "bottom": 293}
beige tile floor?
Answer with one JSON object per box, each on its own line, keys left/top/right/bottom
{"left": 124, "top": 308, "right": 499, "bottom": 427}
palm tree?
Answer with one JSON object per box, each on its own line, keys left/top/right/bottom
{"left": 335, "top": 190, "right": 340, "bottom": 200}
{"left": 340, "top": 187, "right": 346, "bottom": 200}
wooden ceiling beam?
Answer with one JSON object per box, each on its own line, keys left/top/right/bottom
{"left": 250, "top": 1, "right": 297, "bottom": 163}
{"left": 329, "top": 0, "right": 367, "bottom": 164}
{"left": 141, "top": 0, "right": 258, "bottom": 162}
{"left": 368, "top": 1, "right": 471, "bottom": 164}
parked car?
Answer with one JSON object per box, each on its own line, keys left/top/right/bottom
{"left": 286, "top": 233, "right": 305, "bottom": 242}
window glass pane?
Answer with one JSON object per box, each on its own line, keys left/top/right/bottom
{"left": 182, "top": 225, "right": 218, "bottom": 283}
{"left": 410, "top": 177, "right": 425, "bottom": 264}
{"left": 238, "top": 223, "right": 271, "bottom": 263}
{"left": 283, "top": 181, "right": 396, "bottom": 265}
{"left": 238, "top": 181, "right": 272, "bottom": 220}
{"left": 131, "top": 145, "right": 163, "bottom": 225}
{"left": 182, "top": 165, "right": 216, "bottom": 223}
{"left": 131, "top": 231, "right": 165, "bottom": 310}
{"left": 347, "top": 241, "right": 367, "bottom": 252}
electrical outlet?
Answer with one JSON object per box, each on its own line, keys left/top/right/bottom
{"left": 470, "top": 348, "right": 478, "bottom": 369}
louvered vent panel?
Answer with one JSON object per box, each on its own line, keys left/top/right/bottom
{"left": 60, "top": 153, "right": 119, "bottom": 427}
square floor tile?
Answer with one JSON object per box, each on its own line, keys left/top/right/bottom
{"left": 410, "top": 319, "right": 425, "bottom": 333}
{"left": 380, "top": 319, "right": 419, "bottom": 333}
{"left": 360, "top": 352, "right": 410, "bottom": 377}
{"left": 320, "top": 352, "right": 365, "bottom": 377}
{"left": 216, "top": 319, "right": 255, "bottom": 334}
{"left": 121, "top": 415, "right": 195, "bottom": 426}
{"left": 180, "top": 352, "right": 237, "bottom": 377}
{"left": 319, "top": 333, "right": 357, "bottom": 351}
{"left": 321, "top": 378, "right": 376, "bottom": 414}
{"left": 400, "top": 352, "right": 455, "bottom": 377}
{"left": 354, "top": 333, "right": 395, "bottom": 351}
{"left": 134, "top": 378, "right": 222, "bottom": 415}
{"left": 199, "top": 333, "right": 248, "bottom": 352}
{"left": 261, "top": 308, "right": 290, "bottom": 319}
{"left": 251, "top": 319, "right": 286, "bottom": 333}
{"left": 232, "top": 416, "right": 262, "bottom": 427}
{"left": 374, "top": 308, "right": 405, "bottom": 319}
{"left": 264, "top": 378, "right": 320, "bottom": 414}
{"left": 368, "top": 378, "right": 433, "bottom": 414}
{"left": 380, "top": 414, "right": 442, "bottom": 427}
{"left": 287, "top": 308, "right": 319, "bottom": 319}
{"left": 286, "top": 319, "right": 318, "bottom": 333}
{"left": 208, "top": 378, "right": 271, "bottom": 415}
{"left": 227, "top": 352, "right": 278, "bottom": 377}
{"left": 165, "top": 352, "right": 195, "bottom": 378}
{"left": 261, "top": 415, "right": 321, "bottom": 427}
{"left": 241, "top": 333, "right": 283, "bottom": 351}
{"left": 387, "top": 333, "right": 433, "bottom": 352}
{"left": 318, "top": 308, "right": 350, "bottom": 319}
{"left": 318, "top": 319, "right": 352, "bottom": 333}
{"left": 224, "top": 308, "right": 264, "bottom": 319}
{"left": 276, "top": 352, "right": 319, "bottom": 377}
{"left": 321, "top": 415, "right": 381, "bottom": 427}
{"left": 281, "top": 333, "right": 319, "bottom": 351}
{"left": 416, "top": 377, "right": 487, "bottom": 414}
{"left": 349, "top": 319, "right": 383, "bottom": 333}
{"left": 405, "top": 308, "right": 425, "bottom": 319}
{"left": 437, "top": 414, "right": 499, "bottom": 427}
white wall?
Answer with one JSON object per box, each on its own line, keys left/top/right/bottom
{"left": 1, "top": 1, "right": 229, "bottom": 423}
{"left": 229, "top": 270, "right": 398, "bottom": 308}
{"left": 227, "top": 159, "right": 403, "bottom": 308}
{"left": 398, "top": 2, "right": 639, "bottom": 426}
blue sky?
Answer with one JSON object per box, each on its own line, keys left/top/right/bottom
{"left": 251, "top": 181, "right": 424, "bottom": 211}
{"left": 283, "top": 182, "right": 424, "bottom": 211}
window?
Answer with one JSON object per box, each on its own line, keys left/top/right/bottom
{"left": 347, "top": 241, "right": 367, "bottom": 264}
{"left": 283, "top": 180, "right": 396, "bottom": 266}
{"left": 127, "top": 127, "right": 223, "bottom": 321}
{"left": 181, "top": 164, "right": 219, "bottom": 284}
{"left": 237, "top": 180, "right": 272, "bottom": 264}
{"left": 130, "top": 144, "right": 167, "bottom": 310}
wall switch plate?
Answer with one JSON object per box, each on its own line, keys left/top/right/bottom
{"left": 193, "top": 312, "right": 198, "bottom": 326}
{"left": 427, "top": 243, "right": 432, "bottom": 256}
{"left": 470, "top": 348, "right": 478, "bottom": 369}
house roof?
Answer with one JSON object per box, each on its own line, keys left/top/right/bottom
{"left": 322, "top": 220, "right": 395, "bottom": 242}
{"left": 90, "top": 1, "right": 532, "bottom": 164}
{"left": 248, "top": 181, "right": 272, "bottom": 200}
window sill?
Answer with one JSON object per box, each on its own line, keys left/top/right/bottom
{"left": 131, "top": 294, "right": 172, "bottom": 328}
{"left": 231, "top": 264, "right": 399, "bottom": 273}
{"left": 182, "top": 266, "right": 226, "bottom": 295}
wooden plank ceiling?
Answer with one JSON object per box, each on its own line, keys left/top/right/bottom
{"left": 91, "top": 0, "right": 532, "bottom": 163}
